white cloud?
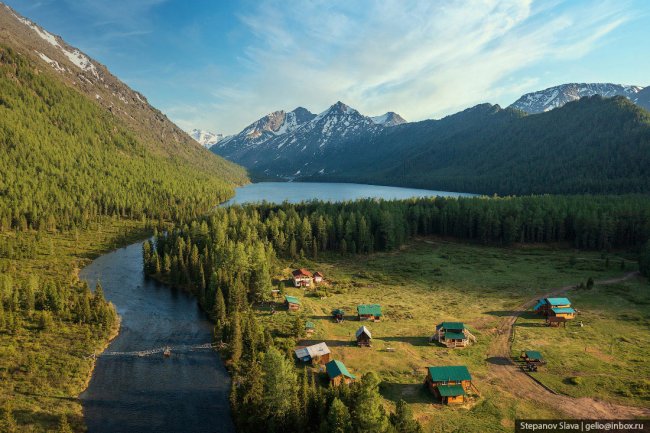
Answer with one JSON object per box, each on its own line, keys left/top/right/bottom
{"left": 190, "top": 0, "right": 631, "bottom": 134}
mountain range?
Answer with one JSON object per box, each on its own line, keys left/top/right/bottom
{"left": 212, "top": 84, "right": 650, "bottom": 194}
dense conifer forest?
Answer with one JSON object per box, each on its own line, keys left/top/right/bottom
{"left": 144, "top": 194, "right": 650, "bottom": 432}
{"left": 0, "top": 46, "right": 246, "bottom": 232}
{"left": 306, "top": 97, "right": 650, "bottom": 195}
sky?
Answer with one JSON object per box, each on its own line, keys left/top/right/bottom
{"left": 5, "top": 0, "right": 650, "bottom": 134}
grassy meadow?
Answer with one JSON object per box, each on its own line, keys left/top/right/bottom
{"left": 0, "top": 218, "right": 150, "bottom": 432}
{"left": 513, "top": 278, "right": 650, "bottom": 406}
{"left": 260, "top": 239, "right": 647, "bottom": 432}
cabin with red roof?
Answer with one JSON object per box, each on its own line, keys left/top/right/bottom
{"left": 313, "top": 271, "right": 324, "bottom": 284}
{"left": 292, "top": 268, "right": 313, "bottom": 288}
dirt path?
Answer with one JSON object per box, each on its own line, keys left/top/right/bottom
{"left": 486, "top": 271, "right": 650, "bottom": 419}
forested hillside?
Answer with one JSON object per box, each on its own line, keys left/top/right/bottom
{"left": 0, "top": 46, "right": 246, "bottom": 231}
{"left": 303, "top": 97, "right": 650, "bottom": 195}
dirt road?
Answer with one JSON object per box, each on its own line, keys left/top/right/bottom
{"left": 486, "top": 271, "right": 650, "bottom": 419}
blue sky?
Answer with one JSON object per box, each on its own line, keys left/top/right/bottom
{"left": 6, "top": 0, "right": 649, "bottom": 134}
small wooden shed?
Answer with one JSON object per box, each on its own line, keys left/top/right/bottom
{"left": 326, "top": 360, "right": 356, "bottom": 386}
{"left": 356, "top": 326, "right": 372, "bottom": 347}
{"left": 285, "top": 295, "right": 301, "bottom": 311}
{"left": 305, "top": 321, "right": 315, "bottom": 336}
{"left": 313, "top": 271, "right": 324, "bottom": 284}
{"left": 357, "top": 304, "right": 382, "bottom": 321}
{"left": 425, "top": 366, "right": 473, "bottom": 404}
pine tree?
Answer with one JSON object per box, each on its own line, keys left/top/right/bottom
{"left": 321, "top": 397, "right": 352, "bottom": 433}
{"left": 262, "top": 347, "right": 299, "bottom": 423}
{"left": 1, "top": 401, "right": 17, "bottom": 433}
{"left": 230, "top": 311, "right": 243, "bottom": 368}
{"left": 353, "top": 372, "right": 389, "bottom": 433}
{"left": 390, "top": 399, "right": 422, "bottom": 433}
{"left": 213, "top": 287, "right": 227, "bottom": 327}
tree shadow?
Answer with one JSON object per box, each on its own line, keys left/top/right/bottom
{"left": 298, "top": 339, "right": 352, "bottom": 347}
{"left": 379, "top": 336, "right": 432, "bottom": 347}
{"left": 485, "top": 356, "right": 514, "bottom": 366}
{"left": 514, "top": 322, "right": 545, "bottom": 328}
{"left": 380, "top": 382, "right": 436, "bottom": 404}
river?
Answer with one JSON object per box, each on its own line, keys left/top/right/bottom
{"left": 79, "top": 182, "right": 472, "bottom": 432}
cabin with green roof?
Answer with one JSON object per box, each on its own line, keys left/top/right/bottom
{"left": 431, "top": 322, "right": 476, "bottom": 348}
{"left": 520, "top": 350, "right": 545, "bottom": 365}
{"left": 305, "top": 321, "right": 315, "bottom": 336}
{"left": 534, "top": 297, "right": 573, "bottom": 317}
{"left": 357, "top": 304, "right": 382, "bottom": 321}
{"left": 285, "top": 295, "right": 301, "bottom": 311}
{"left": 425, "top": 365, "right": 473, "bottom": 404}
{"left": 326, "top": 360, "right": 356, "bottom": 386}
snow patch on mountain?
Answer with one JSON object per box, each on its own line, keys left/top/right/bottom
{"left": 190, "top": 129, "right": 224, "bottom": 147}
{"left": 35, "top": 51, "right": 65, "bottom": 73}
{"left": 510, "top": 83, "right": 644, "bottom": 114}
{"left": 371, "top": 112, "right": 407, "bottom": 127}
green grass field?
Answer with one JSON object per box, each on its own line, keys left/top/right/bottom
{"left": 262, "top": 239, "right": 647, "bottom": 432}
{"left": 513, "top": 279, "right": 650, "bottom": 406}
{"left": 0, "top": 218, "right": 150, "bottom": 432}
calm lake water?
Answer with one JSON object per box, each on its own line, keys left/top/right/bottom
{"left": 80, "top": 182, "right": 469, "bottom": 432}
{"left": 224, "top": 182, "right": 474, "bottom": 205}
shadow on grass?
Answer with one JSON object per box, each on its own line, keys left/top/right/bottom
{"left": 380, "top": 336, "right": 432, "bottom": 347}
{"left": 15, "top": 408, "right": 83, "bottom": 431}
{"left": 485, "top": 356, "right": 513, "bottom": 366}
{"left": 485, "top": 310, "right": 538, "bottom": 319}
{"left": 298, "top": 339, "right": 352, "bottom": 347}
{"left": 381, "top": 382, "right": 436, "bottom": 404}
{"left": 514, "top": 322, "right": 546, "bottom": 328}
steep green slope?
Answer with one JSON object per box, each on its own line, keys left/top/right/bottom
{"left": 0, "top": 46, "right": 247, "bottom": 231}
{"left": 305, "top": 97, "right": 650, "bottom": 195}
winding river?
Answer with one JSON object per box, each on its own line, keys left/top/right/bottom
{"left": 80, "top": 182, "right": 473, "bottom": 432}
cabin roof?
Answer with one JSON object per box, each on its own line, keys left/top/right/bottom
{"left": 438, "top": 322, "right": 465, "bottom": 331}
{"left": 332, "top": 308, "right": 345, "bottom": 315}
{"left": 314, "top": 271, "right": 323, "bottom": 277}
{"left": 357, "top": 304, "right": 382, "bottom": 316}
{"left": 524, "top": 350, "right": 543, "bottom": 361}
{"left": 427, "top": 366, "right": 472, "bottom": 382}
{"left": 285, "top": 295, "right": 301, "bottom": 305}
{"left": 444, "top": 332, "right": 466, "bottom": 340}
{"left": 355, "top": 326, "right": 372, "bottom": 339}
{"left": 326, "top": 360, "right": 356, "bottom": 380}
{"left": 533, "top": 299, "right": 546, "bottom": 311}
{"left": 546, "top": 297, "right": 571, "bottom": 306}
{"left": 437, "top": 384, "right": 466, "bottom": 397}
{"left": 292, "top": 268, "right": 313, "bottom": 278}
{"left": 294, "top": 342, "right": 331, "bottom": 360}
{"left": 551, "top": 307, "right": 575, "bottom": 314}
{"left": 305, "top": 321, "right": 315, "bottom": 329}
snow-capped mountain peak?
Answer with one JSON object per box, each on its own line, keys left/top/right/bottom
{"left": 189, "top": 129, "right": 224, "bottom": 147}
{"left": 371, "top": 112, "right": 407, "bottom": 127}
{"left": 509, "top": 83, "right": 644, "bottom": 114}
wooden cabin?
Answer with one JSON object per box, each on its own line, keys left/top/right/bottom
{"left": 285, "top": 295, "right": 301, "bottom": 311}
{"left": 549, "top": 307, "right": 576, "bottom": 320}
{"left": 305, "top": 321, "right": 315, "bottom": 336}
{"left": 294, "top": 342, "right": 331, "bottom": 365}
{"left": 313, "top": 271, "right": 324, "bottom": 284}
{"left": 332, "top": 309, "right": 345, "bottom": 322}
{"left": 356, "top": 326, "right": 372, "bottom": 347}
{"left": 431, "top": 322, "right": 476, "bottom": 348}
{"left": 326, "top": 360, "right": 356, "bottom": 386}
{"left": 357, "top": 304, "right": 382, "bottom": 321}
{"left": 520, "top": 350, "right": 545, "bottom": 365}
{"left": 292, "top": 269, "right": 313, "bottom": 288}
{"left": 425, "top": 366, "right": 472, "bottom": 404}
{"left": 533, "top": 297, "right": 573, "bottom": 317}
